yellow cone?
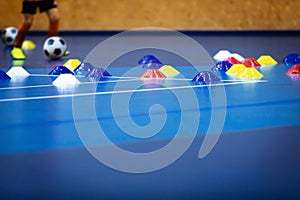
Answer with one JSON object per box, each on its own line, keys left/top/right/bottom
{"left": 159, "top": 65, "right": 180, "bottom": 78}
{"left": 257, "top": 55, "right": 278, "bottom": 65}
{"left": 22, "top": 40, "right": 36, "bottom": 50}
{"left": 63, "top": 59, "right": 81, "bottom": 71}
{"left": 237, "top": 68, "right": 263, "bottom": 79}
{"left": 225, "top": 64, "right": 247, "bottom": 76}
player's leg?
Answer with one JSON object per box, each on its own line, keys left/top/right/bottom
{"left": 39, "top": 0, "right": 59, "bottom": 37}
{"left": 11, "top": 14, "right": 34, "bottom": 60}
{"left": 11, "top": 0, "right": 37, "bottom": 60}
{"left": 45, "top": 7, "right": 59, "bottom": 37}
{"left": 46, "top": 7, "right": 69, "bottom": 56}
{"left": 45, "top": 7, "right": 69, "bottom": 56}
{"left": 43, "top": 1, "right": 68, "bottom": 56}
{"left": 15, "top": 14, "right": 34, "bottom": 48}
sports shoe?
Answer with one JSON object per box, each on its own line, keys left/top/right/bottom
{"left": 11, "top": 47, "right": 26, "bottom": 60}
{"left": 63, "top": 50, "right": 70, "bottom": 56}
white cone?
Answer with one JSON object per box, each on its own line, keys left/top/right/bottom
{"left": 230, "top": 53, "right": 245, "bottom": 62}
{"left": 6, "top": 66, "right": 30, "bottom": 77}
{"left": 213, "top": 50, "right": 232, "bottom": 62}
{"left": 52, "top": 74, "right": 80, "bottom": 88}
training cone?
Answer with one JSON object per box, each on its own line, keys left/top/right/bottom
{"left": 63, "top": 59, "right": 81, "bottom": 71}
{"left": 86, "top": 67, "right": 111, "bottom": 81}
{"left": 211, "top": 61, "right": 233, "bottom": 71}
{"left": 225, "top": 64, "right": 247, "bottom": 76}
{"left": 224, "top": 57, "right": 242, "bottom": 65}
{"left": 237, "top": 68, "right": 263, "bottom": 79}
{"left": 52, "top": 74, "right": 80, "bottom": 87}
{"left": 192, "top": 71, "right": 221, "bottom": 84}
{"left": 243, "top": 58, "right": 261, "bottom": 68}
{"left": 230, "top": 53, "right": 245, "bottom": 62}
{"left": 49, "top": 66, "right": 74, "bottom": 75}
{"left": 283, "top": 54, "right": 300, "bottom": 64}
{"left": 74, "top": 62, "right": 95, "bottom": 76}
{"left": 6, "top": 66, "right": 30, "bottom": 77}
{"left": 286, "top": 64, "right": 300, "bottom": 75}
{"left": 159, "top": 65, "right": 180, "bottom": 78}
{"left": 0, "top": 70, "right": 11, "bottom": 80}
{"left": 257, "top": 55, "right": 278, "bottom": 65}
{"left": 138, "top": 55, "right": 164, "bottom": 69}
{"left": 140, "top": 69, "right": 166, "bottom": 79}
{"left": 22, "top": 40, "right": 36, "bottom": 50}
{"left": 213, "top": 50, "right": 232, "bottom": 62}
{"left": 142, "top": 62, "right": 164, "bottom": 69}
{"left": 138, "top": 55, "right": 163, "bottom": 65}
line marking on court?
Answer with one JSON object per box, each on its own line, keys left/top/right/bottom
{"left": 29, "top": 74, "right": 137, "bottom": 79}
{"left": 0, "top": 80, "right": 267, "bottom": 103}
{"left": 29, "top": 74, "right": 61, "bottom": 77}
{"left": 0, "top": 75, "right": 266, "bottom": 91}
{"left": 26, "top": 73, "right": 268, "bottom": 82}
{"left": 0, "top": 84, "right": 54, "bottom": 90}
{"left": 0, "top": 78, "right": 141, "bottom": 91}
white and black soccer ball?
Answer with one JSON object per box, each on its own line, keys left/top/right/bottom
{"left": 43, "top": 36, "right": 67, "bottom": 59}
{"left": 1, "top": 26, "right": 18, "bottom": 46}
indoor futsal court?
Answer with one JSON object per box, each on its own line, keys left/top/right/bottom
{"left": 1, "top": 1, "right": 300, "bottom": 199}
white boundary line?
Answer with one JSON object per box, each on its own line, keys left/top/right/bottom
{"left": 0, "top": 78, "right": 141, "bottom": 90}
{"left": 29, "top": 74, "right": 136, "bottom": 79}
{"left": 0, "top": 84, "right": 54, "bottom": 90}
{"left": 29, "top": 73, "right": 268, "bottom": 82}
{"left": 0, "top": 80, "right": 266, "bottom": 103}
{"left": 0, "top": 74, "right": 266, "bottom": 91}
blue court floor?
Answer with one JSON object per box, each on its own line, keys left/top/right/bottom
{"left": 0, "top": 31, "right": 300, "bottom": 199}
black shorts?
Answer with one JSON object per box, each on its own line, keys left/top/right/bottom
{"left": 22, "top": 0, "right": 57, "bottom": 14}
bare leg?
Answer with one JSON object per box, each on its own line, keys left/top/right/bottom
{"left": 14, "top": 14, "right": 34, "bottom": 48}
{"left": 46, "top": 7, "right": 60, "bottom": 37}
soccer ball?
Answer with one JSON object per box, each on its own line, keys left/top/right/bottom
{"left": 43, "top": 36, "right": 67, "bottom": 59}
{"left": 1, "top": 26, "right": 18, "bottom": 46}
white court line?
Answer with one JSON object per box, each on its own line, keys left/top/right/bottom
{"left": 29, "top": 74, "right": 136, "bottom": 79}
{"left": 0, "top": 78, "right": 141, "bottom": 91}
{"left": 0, "top": 80, "right": 266, "bottom": 103}
{"left": 29, "top": 74, "right": 191, "bottom": 81}
{"left": 29, "top": 74, "right": 59, "bottom": 77}
{"left": 22, "top": 72, "right": 268, "bottom": 83}
{"left": 107, "top": 76, "right": 140, "bottom": 79}
{"left": 140, "top": 77, "right": 267, "bottom": 82}
{"left": 0, "top": 84, "right": 54, "bottom": 90}
{"left": 0, "top": 77, "right": 266, "bottom": 91}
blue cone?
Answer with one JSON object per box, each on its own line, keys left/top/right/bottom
{"left": 283, "top": 53, "right": 300, "bottom": 64}
{"left": 0, "top": 70, "right": 11, "bottom": 80}
{"left": 192, "top": 71, "right": 221, "bottom": 84}
{"left": 86, "top": 67, "right": 111, "bottom": 81}
{"left": 142, "top": 62, "right": 164, "bottom": 69}
{"left": 74, "top": 62, "right": 95, "bottom": 76}
{"left": 138, "top": 55, "right": 163, "bottom": 68}
{"left": 211, "top": 61, "right": 233, "bottom": 71}
{"left": 49, "top": 66, "right": 74, "bottom": 75}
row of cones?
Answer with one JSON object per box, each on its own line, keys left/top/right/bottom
{"left": 213, "top": 50, "right": 300, "bottom": 80}
{"left": 138, "top": 55, "right": 220, "bottom": 84}
{"left": 2, "top": 53, "right": 299, "bottom": 85}
{"left": 49, "top": 56, "right": 220, "bottom": 85}
{"left": 138, "top": 55, "right": 264, "bottom": 83}
{"left": 213, "top": 50, "right": 300, "bottom": 65}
